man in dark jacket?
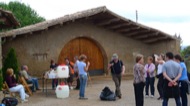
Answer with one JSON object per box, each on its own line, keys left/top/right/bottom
{"left": 108, "top": 53, "right": 125, "bottom": 99}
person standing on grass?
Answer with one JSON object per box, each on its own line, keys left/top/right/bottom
{"left": 108, "top": 53, "right": 125, "bottom": 99}
{"left": 155, "top": 54, "right": 165, "bottom": 100}
{"left": 77, "top": 54, "right": 90, "bottom": 100}
{"left": 174, "top": 54, "right": 188, "bottom": 106}
{"left": 144, "top": 56, "right": 155, "bottom": 98}
{"left": 133, "top": 54, "right": 145, "bottom": 106}
{"left": 162, "top": 52, "right": 181, "bottom": 106}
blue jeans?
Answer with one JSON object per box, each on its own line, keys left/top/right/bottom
{"left": 145, "top": 77, "right": 155, "bottom": 96}
{"left": 162, "top": 97, "right": 181, "bottom": 106}
{"left": 79, "top": 74, "right": 88, "bottom": 97}
{"left": 179, "top": 81, "right": 188, "bottom": 106}
{"left": 28, "top": 78, "right": 39, "bottom": 90}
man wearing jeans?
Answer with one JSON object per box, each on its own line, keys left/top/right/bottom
{"left": 108, "top": 53, "right": 125, "bottom": 99}
{"left": 162, "top": 52, "right": 182, "bottom": 106}
{"left": 20, "top": 65, "right": 40, "bottom": 92}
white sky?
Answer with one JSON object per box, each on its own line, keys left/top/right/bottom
{"left": 1, "top": 0, "right": 190, "bottom": 46}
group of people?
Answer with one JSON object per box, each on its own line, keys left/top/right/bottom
{"left": 49, "top": 59, "right": 76, "bottom": 90}
{"left": 5, "top": 54, "right": 90, "bottom": 103}
{"left": 49, "top": 54, "right": 90, "bottom": 100}
{"left": 49, "top": 57, "right": 81, "bottom": 90}
{"left": 4, "top": 52, "right": 189, "bottom": 105}
{"left": 5, "top": 65, "right": 40, "bottom": 103}
{"left": 133, "top": 52, "right": 189, "bottom": 106}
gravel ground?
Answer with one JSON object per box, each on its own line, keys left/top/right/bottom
{"left": 1, "top": 76, "right": 190, "bottom": 106}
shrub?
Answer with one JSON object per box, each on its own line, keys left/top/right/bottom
{"left": 2, "top": 48, "right": 19, "bottom": 81}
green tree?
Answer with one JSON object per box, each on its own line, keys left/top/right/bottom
{"left": 181, "top": 46, "right": 190, "bottom": 59}
{"left": 181, "top": 46, "right": 190, "bottom": 72}
{"left": 0, "top": 1, "right": 45, "bottom": 28}
{"left": 2, "top": 48, "right": 19, "bottom": 81}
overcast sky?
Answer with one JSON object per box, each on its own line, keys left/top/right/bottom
{"left": 1, "top": 0, "right": 190, "bottom": 46}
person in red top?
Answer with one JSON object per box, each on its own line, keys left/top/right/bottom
{"left": 65, "top": 58, "right": 75, "bottom": 89}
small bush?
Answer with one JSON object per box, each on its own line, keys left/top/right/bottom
{"left": 2, "top": 48, "right": 19, "bottom": 81}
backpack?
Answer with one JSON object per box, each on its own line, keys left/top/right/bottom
{"left": 1, "top": 97, "right": 18, "bottom": 106}
{"left": 100, "top": 86, "right": 116, "bottom": 101}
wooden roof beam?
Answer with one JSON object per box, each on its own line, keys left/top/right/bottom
{"left": 115, "top": 26, "right": 141, "bottom": 33}
{"left": 116, "top": 28, "right": 130, "bottom": 33}
{"left": 125, "top": 29, "right": 150, "bottom": 37}
{"left": 133, "top": 32, "right": 159, "bottom": 39}
{"left": 96, "top": 18, "right": 120, "bottom": 26}
{"left": 107, "top": 22, "right": 133, "bottom": 29}
{"left": 107, "top": 23, "right": 128, "bottom": 29}
{"left": 133, "top": 34, "right": 148, "bottom": 39}
{"left": 143, "top": 36, "right": 168, "bottom": 43}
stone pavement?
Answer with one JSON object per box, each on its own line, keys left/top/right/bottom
{"left": 1, "top": 76, "right": 190, "bottom": 106}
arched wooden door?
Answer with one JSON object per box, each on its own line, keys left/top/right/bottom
{"left": 58, "top": 37, "right": 104, "bottom": 75}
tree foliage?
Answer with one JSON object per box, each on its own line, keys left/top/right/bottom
{"left": 181, "top": 46, "right": 190, "bottom": 59}
{"left": 2, "top": 48, "right": 19, "bottom": 81}
{"left": 181, "top": 46, "right": 190, "bottom": 72}
{"left": 0, "top": 1, "right": 45, "bottom": 28}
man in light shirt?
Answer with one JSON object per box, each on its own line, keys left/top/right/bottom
{"left": 162, "top": 52, "right": 182, "bottom": 106}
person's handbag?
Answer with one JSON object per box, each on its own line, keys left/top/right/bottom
{"left": 185, "top": 80, "right": 190, "bottom": 94}
{"left": 1, "top": 97, "right": 18, "bottom": 106}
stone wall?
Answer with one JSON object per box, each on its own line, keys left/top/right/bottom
{"left": 150, "top": 39, "right": 180, "bottom": 55}
{"left": 2, "top": 22, "right": 179, "bottom": 76}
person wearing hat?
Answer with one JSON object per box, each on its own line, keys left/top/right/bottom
{"left": 108, "top": 53, "right": 125, "bottom": 99}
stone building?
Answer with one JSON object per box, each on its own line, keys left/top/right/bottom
{"left": 0, "top": 6, "right": 180, "bottom": 76}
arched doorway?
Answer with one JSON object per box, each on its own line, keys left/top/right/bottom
{"left": 58, "top": 37, "right": 104, "bottom": 75}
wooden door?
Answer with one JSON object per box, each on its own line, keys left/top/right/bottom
{"left": 58, "top": 37, "right": 104, "bottom": 75}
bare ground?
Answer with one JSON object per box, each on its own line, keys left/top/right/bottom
{"left": 1, "top": 76, "right": 190, "bottom": 106}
